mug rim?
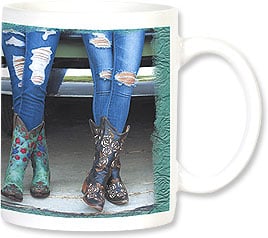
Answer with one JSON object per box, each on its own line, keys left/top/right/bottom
{"left": 2, "top": 0, "right": 178, "bottom": 30}
{"left": 4, "top": 0, "right": 174, "bottom": 14}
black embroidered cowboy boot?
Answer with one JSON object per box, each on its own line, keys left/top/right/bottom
{"left": 86, "top": 119, "right": 129, "bottom": 205}
{"left": 1, "top": 114, "right": 44, "bottom": 202}
{"left": 82, "top": 117, "right": 129, "bottom": 211}
{"left": 105, "top": 157, "right": 129, "bottom": 205}
{"left": 30, "top": 123, "right": 50, "bottom": 198}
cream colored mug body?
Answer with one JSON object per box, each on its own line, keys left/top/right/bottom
{"left": 1, "top": 0, "right": 261, "bottom": 231}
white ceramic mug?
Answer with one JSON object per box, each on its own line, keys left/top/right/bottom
{"left": 1, "top": 0, "right": 261, "bottom": 231}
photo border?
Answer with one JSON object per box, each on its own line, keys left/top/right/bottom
{"left": 1, "top": 24, "right": 171, "bottom": 218}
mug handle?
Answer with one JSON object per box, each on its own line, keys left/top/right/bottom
{"left": 178, "top": 37, "right": 262, "bottom": 193}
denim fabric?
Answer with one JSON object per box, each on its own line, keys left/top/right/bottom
{"left": 2, "top": 30, "right": 60, "bottom": 130}
{"left": 82, "top": 30, "right": 145, "bottom": 133}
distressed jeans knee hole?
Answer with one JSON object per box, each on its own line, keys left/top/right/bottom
{"left": 99, "top": 70, "right": 112, "bottom": 80}
{"left": 90, "top": 33, "right": 112, "bottom": 48}
{"left": 29, "top": 47, "right": 53, "bottom": 85}
{"left": 115, "top": 72, "right": 136, "bottom": 87}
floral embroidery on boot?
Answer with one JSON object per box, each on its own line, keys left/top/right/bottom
{"left": 1, "top": 114, "right": 43, "bottom": 202}
{"left": 105, "top": 158, "right": 129, "bottom": 205}
{"left": 30, "top": 123, "right": 50, "bottom": 198}
{"left": 81, "top": 117, "right": 129, "bottom": 211}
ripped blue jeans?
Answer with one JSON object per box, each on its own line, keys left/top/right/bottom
{"left": 82, "top": 30, "right": 145, "bottom": 133}
{"left": 2, "top": 29, "right": 60, "bottom": 130}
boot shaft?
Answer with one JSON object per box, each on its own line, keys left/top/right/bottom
{"left": 31, "top": 123, "right": 49, "bottom": 171}
{"left": 10, "top": 114, "right": 45, "bottom": 164}
{"left": 89, "top": 117, "right": 129, "bottom": 175}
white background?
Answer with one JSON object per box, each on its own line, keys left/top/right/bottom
{"left": 1, "top": 0, "right": 267, "bottom": 237}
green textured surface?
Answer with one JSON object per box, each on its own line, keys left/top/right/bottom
{"left": 150, "top": 27, "right": 170, "bottom": 213}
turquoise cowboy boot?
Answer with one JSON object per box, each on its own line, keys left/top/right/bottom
{"left": 82, "top": 117, "right": 130, "bottom": 211}
{"left": 30, "top": 123, "right": 50, "bottom": 198}
{"left": 1, "top": 114, "right": 42, "bottom": 202}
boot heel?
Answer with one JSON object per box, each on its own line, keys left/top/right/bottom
{"left": 81, "top": 180, "right": 88, "bottom": 194}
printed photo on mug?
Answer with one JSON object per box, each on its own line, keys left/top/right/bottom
{"left": 1, "top": 25, "right": 171, "bottom": 217}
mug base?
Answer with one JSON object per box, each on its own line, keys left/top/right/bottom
{"left": 1, "top": 208, "right": 174, "bottom": 231}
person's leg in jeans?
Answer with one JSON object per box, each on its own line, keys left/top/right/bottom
{"left": 19, "top": 30, "right": 60, "bottom": 130}
{"left": 104, "top": 29, "right": 145, "bottom": 205}
{"left": 108, "top": 30, "right": 145, "bottom": 133}
{"left": 1, "top": 29, "right": 60, "bottom": 202}
{"left": 82, "top": 29, "right": 145, "bottom": 211}
{"left": 2, "top": 29, "right": 26, "bottom": 111}
{"left": 82, "top": 31, "right": 113, "bottom": 126}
